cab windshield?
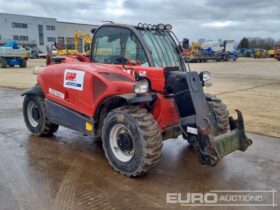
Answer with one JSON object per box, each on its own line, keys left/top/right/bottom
{"left": 138, "top": 29, "right": 184, "bottom": 71}
{"left": 92, "top": 26, "right": 185, "bottom": 71}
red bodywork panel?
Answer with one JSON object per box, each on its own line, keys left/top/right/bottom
{"left": 38, "top": 60, "right": 180, "bottom": 129}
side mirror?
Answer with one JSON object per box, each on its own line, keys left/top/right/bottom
{"left": 91, "top": 28, "right": 96, "bottom": 34}
{"left": 182, "top": 38, "right": 189, "bottom": 49}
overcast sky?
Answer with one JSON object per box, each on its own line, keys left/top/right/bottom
{"left": 0, "top": 0, "right": 279, "bottom": 41}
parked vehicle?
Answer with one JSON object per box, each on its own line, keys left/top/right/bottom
{"left": 183, "top": 41, "right": 207, "bottom": 63}
{"left": 29, "top": 49, "right": 40, "bottom": 59}
{"left": 0, "top": 41, "right": 28, "bottom": 68}
{"left": 38, "top": 50, "right": 47, "bottom": 59}
{"left": 274, "top": 42, "right": 280, "bottom": 61}
{"left": 183, "top": 40, "right": 238, "bottom": 62}
{"left": 200, "top": 40, "right": 238, "bottom": 61}
{"left": 254, "top": 49, "right": 267, "bottom": 59}
{"left": 268, "top": 49, "right": 275, "bottom": 58}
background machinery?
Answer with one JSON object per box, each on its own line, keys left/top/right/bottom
{"left": 200, "top": 40, "right": 238, "bottom": 61}
{"left": 74, "top": 31, "right": 92, "bottom": 56}
{"left": 29, "top": 48, "right": 40, "bottom": 59}
{"left": 54, "top": 31, "right": 92, "bottom": 57}
{"left": 55, "top": 42, "right": 79, "bottom": 56}
{"left": 238, "top": 48, "right": 254, "bottom": 57}
{"left": 182, "top": 39, "right": 238, "bottom": 62}
{"left": 274, "top": 42, "right": 280, "bottom": 61}
{"left": 0, "top": 41, "right": 28, "bottom": 68}
{"left": 184, "top": 41, "right": 207, "bottom": 63}
{"left": 22, "top": 23, "right": 252, "bottom": 177}
{"left": 268, "top": 49, "right": 275, "bottom": 58}
{"left": 253, "top": 49, "right": 267, "bottom": 59}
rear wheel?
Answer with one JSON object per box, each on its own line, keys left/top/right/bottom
{"left": 23, "top": 95, "right": 59, "bottom": 136}
{"left": 1, "top": 58, "right": 7, "bottom": 68}
{"left": 102, "top": 106, "right": 162, "bottom": 176}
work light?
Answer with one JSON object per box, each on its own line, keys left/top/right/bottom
{"left": 165, "top": 24, "right": 172, "bottom": 30}
{"left": 134, "top": 79, "right": 149, "bottom": 94}
{"left": 157, "top": 23, "right": 165, "bottom": 30}
{"left": 200, "top": 71, "right": 212, "bottom": 87}
{"left": 202, "top": 71, "right": 211, "bottom": 82}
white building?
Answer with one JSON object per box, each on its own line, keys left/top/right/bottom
{"left": 0, "top": 13, "right": 98, "bottom": 52}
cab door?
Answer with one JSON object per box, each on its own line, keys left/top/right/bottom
{"left": 91, "top": 26, "right": 149, "bottom": 66}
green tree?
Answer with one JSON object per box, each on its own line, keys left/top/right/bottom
{"left": 239, "top": 37, "right": 249, "bottom": 48}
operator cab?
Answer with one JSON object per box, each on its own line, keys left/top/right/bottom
{"left": 90, "top": 23, "right": 187, "bottom": 71}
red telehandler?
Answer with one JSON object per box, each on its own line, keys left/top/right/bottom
{"left": 22, "top": 23, "right": 252, "bottom": 176}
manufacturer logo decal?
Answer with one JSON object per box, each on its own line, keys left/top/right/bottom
{"left": 63, "top": 70, "right": 85, "bottom": 91}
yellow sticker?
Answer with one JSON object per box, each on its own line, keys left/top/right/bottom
{"left": 85, "top": 122, "right": 93, "bottom": 131}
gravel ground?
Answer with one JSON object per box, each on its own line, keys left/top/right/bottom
{"left": 190, "top": 57, "right": 280, "bottom": 138}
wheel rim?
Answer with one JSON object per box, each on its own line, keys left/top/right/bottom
{"left": 27, "top": 101, "right": 40, "bottom": 127}
{"left": 109, "top": 124, "right": 134, "bottom": 162}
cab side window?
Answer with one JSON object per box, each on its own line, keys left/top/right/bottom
{"left": 92, "top": 27, "right": 149, "bottom": 66}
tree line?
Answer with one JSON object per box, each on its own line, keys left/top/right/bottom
{"left": 239, "top": 37, "right": 279, "bottom": 50}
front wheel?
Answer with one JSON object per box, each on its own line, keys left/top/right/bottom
{"left": 23, "top": 95, "right": 59, "bottom": 136}
{"left": 183, "top": 94, "right": 230, "bottom": 146}
{"left": 102, "top": 106, "right": 163, "bottom": 176}
{"left": 20, "top": 59, "right": 27, "bottom": 68}
{"left": 206, "top": 94, "right": 230, "bottom": 134}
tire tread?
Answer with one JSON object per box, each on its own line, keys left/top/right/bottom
{"left": 102, "top": 106, "right": 163, "bottom": 176}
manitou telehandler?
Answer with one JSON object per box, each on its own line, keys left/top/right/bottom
{"left": 22, "top": 23, "right": 252, "bottom": 176}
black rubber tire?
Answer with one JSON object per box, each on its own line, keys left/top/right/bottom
{"left": 102, "top": 106, "right": 163, "bottom": 177}
{"left": 206, "top": 93, "right": 230, "bottom": 134}
{"left": 23, "top": 95, "right": 59, "bottom": 136}
{"left": 183, "top": 94, "right": 230, "bottom": 146}
{"left": 1, "top": 58, "right": 7, "bottom": 68}
{"left": 20, "top": 59, "right": 27, "bottom": 68}
{"left": 224, "top": 55, "right": 229, "bottom": 61}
